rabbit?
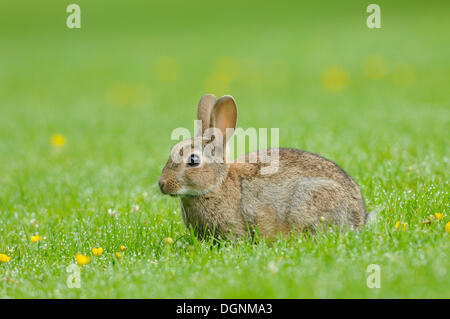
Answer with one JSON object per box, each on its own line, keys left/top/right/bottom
{"left": 158, "top": 94, "right": 367, "bottom": 238}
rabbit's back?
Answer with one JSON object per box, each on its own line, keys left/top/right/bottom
{"left": 233, "top": 148, "right": 366, "bottom": 236}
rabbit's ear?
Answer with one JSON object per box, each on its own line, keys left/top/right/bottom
{"left": 197, "top": 94, "right": 216, "bottom": 133}
{"left": 210, "top": 95, "right": 237, "bottom": 144}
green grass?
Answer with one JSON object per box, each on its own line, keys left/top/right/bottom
{"left": 0, "top": 0, "right": 449, "bottom": 298}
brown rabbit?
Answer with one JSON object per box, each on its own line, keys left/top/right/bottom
{"left": 158, "top": 94, "right": 367, "bottom": 238}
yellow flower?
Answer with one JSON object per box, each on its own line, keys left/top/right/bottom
{"left": 363, "top": 55, "right": 388, "bottom": 80}
{"left": 30, "top": 235, "right": 42, "bottom": 243}
{"left": 392, "top": 63, "right": 416, "bottom": 88}
{"left": 434, "top": 213, "right": 444, "bottom": 221}
{"left": 164, "top": 237, "right": 174, "bottom": 245}
{"left": 204, "top": 72, "right": 230, "bottom": 97}
{"left": 106, "top": 83, "right": 141, "bottom": 108}
{"left": 214, "top": 56, "right": 241, "bottom": 80}
{"left": 115, "top": 252, "right": 122, "bottom": 259}
{"left": 153, "top": 57, "right": 180, "bottom": 83}
{"left": 51, "top": 134, "right": 67, "bottom": 148}
{"left": 446, "top": 222, "right": 450, "bottom": 233}
{"left": 120, "top": 245, "right": 126, "bottom": 251}
{"left": 395, "top": 221, "right": 407, "bottom": 231}
{"left": 75, "top": 253, "right": 91, "bottom": 266}
{"left": 0, "top": 253, "right": 11, "bottom": 263}
{"left": 321, "top": 66, "right": 349, "bottom": 92}
{"left": 92, "top": 247, "right": 103, "bottom": 256}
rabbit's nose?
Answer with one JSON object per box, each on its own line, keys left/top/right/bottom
{"left": 158, "top": 179, "right": 166, "bottom": 193}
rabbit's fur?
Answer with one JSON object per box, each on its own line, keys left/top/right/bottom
{"left": 159, "top": 94, "right": 367, "bottom": 238}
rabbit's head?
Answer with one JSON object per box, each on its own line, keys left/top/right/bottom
{"left": 158, "top": 94, "right": 237, "bottom": 196}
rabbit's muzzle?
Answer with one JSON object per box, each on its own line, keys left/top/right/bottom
{"left": 158, "top": 177, "right": 179, "bottom": 196}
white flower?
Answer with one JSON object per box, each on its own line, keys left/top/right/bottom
{"left": 131, "top": 205, "right": 140, "bottom": 213}
{"left": 108, "top": 208, "right": 118, "bottom": 217}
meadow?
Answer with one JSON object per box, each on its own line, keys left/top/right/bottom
{"left": 0, "top": 0, "right": 448, "bottom": 298}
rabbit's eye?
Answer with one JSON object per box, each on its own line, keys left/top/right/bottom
{"left": 187, "top": 154, "right": 201, "bottom": 167}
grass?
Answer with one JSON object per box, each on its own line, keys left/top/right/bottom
{"left": 0, "top": 0, "right": 449, "bottom": 298}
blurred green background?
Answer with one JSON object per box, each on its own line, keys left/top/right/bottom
{"left": 0, "top": 0, "right": 448, "bottom": 298}
{"left": 0, "top": 0, "right": 448, "bottom": 163}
